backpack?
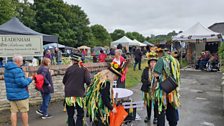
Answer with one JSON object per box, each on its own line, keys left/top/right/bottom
{"left": 34, "top": 74, "right": 44, "bottom": 91}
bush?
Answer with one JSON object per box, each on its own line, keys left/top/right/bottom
{"left": 218, "top": 43, "right": 224, "bottom": 59}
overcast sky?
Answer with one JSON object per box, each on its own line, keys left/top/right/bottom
{"left": 64, "top": 0, "right": 224, "bottom": 36}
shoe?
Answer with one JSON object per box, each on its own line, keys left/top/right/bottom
{"left": 63, "top": 106, "right": 66, "bottom": 112}
{"left": 41, "top": 114, "right": 53, "bottom": 119}
{"left": 153, "top": 118, "right": 158, "bottom": 124}
{"left": 144, "top": 117, "right": 150, "bottom": 123}
{"left": 36, "top": 110, "right": 43, "bottom": 116}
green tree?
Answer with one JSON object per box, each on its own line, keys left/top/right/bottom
{"left": 126, "top": 32, "right": 134, "bottom": 40}
{"left": 33, "top": 0, "right": 93, "bottom": 47}
{"left": 126, "top": 32, "right": 145, "bottom": 42}
{"left": 16, "top": 0, "right": 36, "bottom": 29}
{"left": 0, "top": 0, "right": 17, "bottom": 24}
{"left": 91, "top": 24, "right": 112, "bottom": 46}
{"left": 131, "top": 32, "right": 145, "bottom": 42}
{"left": 110, "top": 29, "right": 125, "bottom": 41}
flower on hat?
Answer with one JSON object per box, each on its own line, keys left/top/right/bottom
{"left": 114, "top": 64, "right": 119, "bottom": 69}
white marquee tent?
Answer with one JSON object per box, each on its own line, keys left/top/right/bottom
{"left": 111, "top": 36, "right": 139, "bottom": 47}
{"left": 143, "top": 41, "right": 154, "bottom": 46}
{"left": 172, "top": 23, "right": 221, "bottom": 42}
{"left": 172, "top": 22, "right": 222, "bottom": 64}
{"left": 133, "top": 39, "right": 147, "bottom": 47}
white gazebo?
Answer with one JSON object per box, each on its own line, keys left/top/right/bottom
{"left": 173, "top": 23, "right": 221, "bottom": 42}
{"left": 111, "top": 36, "right": 139, "bottom": 47}
{"left": 172, "top": 22, "right": 222, "bottom": 64}
{"left": 133, "top": 39, "right": 147, "bottom": 47}
{"left": 143, "top": 41, "right": 154, "bottom": 46}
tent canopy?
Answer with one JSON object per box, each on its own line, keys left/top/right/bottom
{"left": 0, "top": 17, "right": 58, "bottom": 43}
{"left": 143, "top": 41, "right": 154, "bottom": 46}
{"left": 133, "top": 39, "right": 147, "bottom": 47}
{"left": 78, "top": 45, "right": 91, "bottom": 50}
{"left": 172, "top": 23, "right": 221, "bottom": 42}
{"left": 43, "top": 43, "right": 65, "bottom": 49}
{"left": 111, "top": 36, "right": 139, "bottom": 47}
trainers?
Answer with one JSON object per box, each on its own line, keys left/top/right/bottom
{"left": 36, "top": 110, "right": 43, "bottom": 116}
{"left": 41, "top": 114, "right": 53, "bottom": 119}
{"left": 153, "top": 118, "right": 158, "bottom": 124}
{"left": 144, "top": 117, "right": 150, "bottom": 123}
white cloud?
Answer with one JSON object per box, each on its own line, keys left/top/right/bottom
{"left": 65, "top": 0, "right": 224, "bottom": 36}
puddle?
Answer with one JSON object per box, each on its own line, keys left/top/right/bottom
{"left": 200, "top": 121, "right": 214, "bottom": 126}
{"left": 190, "top": 89, "right": 204, "bottom": 93}
{"left": 195, "top": 97, "right": 207, "bottom": 100}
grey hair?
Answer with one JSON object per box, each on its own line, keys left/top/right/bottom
{"left": 13, "top": 55, "right": 23, "bottom": 62}
{"left": 115, "top": 49, "right": 122, "bottom": 55}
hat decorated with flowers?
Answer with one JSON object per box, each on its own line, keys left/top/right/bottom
{"left": 108, "top": 59, "right": 129, "bottom": 76}
{"left": 146, "top": 52, "right": 158, "bottom": 61}
{"left": 150, "top": 46, "right": 158, "bottom": 52}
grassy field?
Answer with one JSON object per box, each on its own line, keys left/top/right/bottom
{"left": 126, "top": 60, "right": 147, "bottom": 88}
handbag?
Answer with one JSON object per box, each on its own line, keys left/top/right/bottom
{"left": 160, "top": 61, "right": 177, "bottom": 94}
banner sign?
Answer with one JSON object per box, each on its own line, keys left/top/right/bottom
{"left": 0, "top": 35, "right": 43, "bottom": 57}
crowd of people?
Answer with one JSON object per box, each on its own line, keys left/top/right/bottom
{"left": 44, "top": 48, "right": 62, "bottom": 65}
{"left": 196, "top": 51, "right": 219, "bottom": 70}
{"left": 3, "top": 44, "right": 181, "bottom": 126}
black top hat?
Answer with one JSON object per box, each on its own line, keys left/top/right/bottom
{"left": 71, "top": 53, "right": 82, "bottom": 61}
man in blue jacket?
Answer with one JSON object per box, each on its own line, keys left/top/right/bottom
{"left": 4, "top": 55, "right": 33, "bottom": 126}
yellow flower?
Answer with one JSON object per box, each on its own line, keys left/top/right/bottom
{"left": 114, "top": 64, "right": 119, "bottom": 69}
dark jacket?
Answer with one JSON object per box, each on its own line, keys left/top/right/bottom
{"left": 63, "top": 64, "right": 91, "bottom": 97}
{"left": 134, "top": 49, "right": 142, "bottom": 61}
{"left": 141, "top": 67, "right": 151, "bottom": 92}
{"left": 4, "top": 62, "right": 32, "bottom": 101}
{"left": 37, "top": 66, "right": 54, "bottom": 93}
{"left": 100, "top": 81, "right": 113, "bottom": 110}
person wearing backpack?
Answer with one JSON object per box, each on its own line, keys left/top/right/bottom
{"left": 36, "top": 58, "right": 54, "bottom": 119}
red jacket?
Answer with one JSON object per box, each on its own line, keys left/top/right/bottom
{"left": 34, "top": 74, "right": 44, "bottom": 91}
{"left": 112, "top": 56, "right": 127, "bottom": 82}
{"left": 99, "top": 53, "right": 107, "bottom": 62}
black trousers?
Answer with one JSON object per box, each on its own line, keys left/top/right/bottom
{"left": 66, "top": 103, "right": 84, "bottom": 126}
{"left": 134, "top": 59, "right": 141, "bottom": 70}
{"left": 117, "top": 77, "right": 125, "bottom": 88}
{"left": 157, "top": 102, "right": 179, "bottom": 126}
{"left": 92, "top": 116, "right": 108, "bottom": 126}
{"left": 147, "top": 100, "right": 158, "bottom": 119}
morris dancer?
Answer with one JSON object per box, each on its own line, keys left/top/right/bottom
{"left": 63, "top": 53, "right": 91, "bottom": 126}
{"left": 85, "top": 60, "right": 128, "bottom": 125}
{"left": 141, "top": 52, "right": 158, "bottom": 124}
{"left": 112, "top": 49, "right": 127, "bottom": 88}
{"left": 153, "top": 48, "right": 181, "bottom": 126}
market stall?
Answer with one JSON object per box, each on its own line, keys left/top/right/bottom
{"left": 172, "top": 22, "right": 222, "bottom": 64}
{"left": 78, "top": 45, "right": 91, "bottom": 56}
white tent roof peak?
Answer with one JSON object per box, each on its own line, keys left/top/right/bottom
{"left": 173, "top": 22, "right": 222, "bottom": 42}
{"left": 178, "top": 22, "right": 219, "bottom": 36}
{"left": 133, "top": 39, "right": 147, "bottom": 46}
{"left": 114, "top": 36, "right": 133, "bottom": 43}
{"left": 111, "top": 36, "right": 139, "bottom": 47}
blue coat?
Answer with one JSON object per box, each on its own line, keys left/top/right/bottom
{"left": 4, "top": 62, "right": 32, "bottom": 101}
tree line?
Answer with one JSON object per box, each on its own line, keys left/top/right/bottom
{"left": 0, "top": 0, "right": 178, "bottom": 47}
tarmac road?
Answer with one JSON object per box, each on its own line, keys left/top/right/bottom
{"left": 1, "top": 70, "right": 224, "bottom": 126}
